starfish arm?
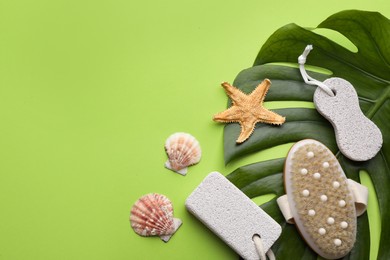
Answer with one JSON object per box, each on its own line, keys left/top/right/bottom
{"left": 236, "top": 118, "right": 257, "bottom": 143}
{"left": 221, "top": 82, "right": 247, "bottom": 104}
{"left": 256, "top": 108, "right": 286, "bottom": 125}
{"left": 249, "top": 79, "right": 271, "bottom": 104}
{"left": 213, "top": 106, "right": 242, "bottom": 123}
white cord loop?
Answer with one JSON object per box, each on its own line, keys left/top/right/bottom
{"left": 298, "top": 45, "right": 334, "bottom": 97}
{"left": 253, "top": 235, "right": 276, "bottom": 260}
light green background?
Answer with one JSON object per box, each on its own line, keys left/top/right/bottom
{"left": 0, "top": 1, "right": 388, "bottom": 259}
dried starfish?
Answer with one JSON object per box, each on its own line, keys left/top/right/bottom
{"left": 213, "top": 79, "right": 285, "bottom": 143}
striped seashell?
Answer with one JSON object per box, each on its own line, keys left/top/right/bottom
{"left": 130, "top": 193, "right": 182, "bottom": 242}
{"left": 164, "top": 132, "right": 201, "bottom": 175}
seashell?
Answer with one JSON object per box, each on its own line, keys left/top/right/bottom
{"left": 130, "top": 193, "right": 182, "bottom": 242}
{"left": 164, "top": 132, "right": 201, "bottom": 175}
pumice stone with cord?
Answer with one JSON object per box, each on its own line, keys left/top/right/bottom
{"left": 313, "top": 77, "right": 383, "bottom": 161}
{"left": 186, "top": 172, "right": 281, "bottom": 260}
{"left": 277, "top": 139, "right": 368, "bottom": 259}
{"left": 298, "top": 45, "right": 383, "bottom": 161}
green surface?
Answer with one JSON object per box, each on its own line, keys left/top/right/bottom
{"left": 0, "top": 1, "right": 388, "bottom": 260}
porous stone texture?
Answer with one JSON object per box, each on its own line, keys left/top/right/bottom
{"left": 314, "top": 77, "right": 382, "bottom": 161}
{"left": 185, "top": 172, "right": 281, "bottom": 260}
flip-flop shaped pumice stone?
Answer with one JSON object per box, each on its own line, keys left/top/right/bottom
{"left": 314, "top": 77, "right": 383, "bottom": 161}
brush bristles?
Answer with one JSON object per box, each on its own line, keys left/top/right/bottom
{"left": 290, "top": 142, "right": 356, "bottom": 259}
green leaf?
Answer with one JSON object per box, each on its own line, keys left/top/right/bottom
{"left": 224, "top": 10, "right": 390, "bottom": 260}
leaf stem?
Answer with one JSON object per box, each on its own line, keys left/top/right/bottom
{"left": 366, "top": 86, "right": 390, "bottom": 119}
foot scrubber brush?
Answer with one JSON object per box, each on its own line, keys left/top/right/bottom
{"left": 277, "top": 139, "right": 368, "bottom": 259}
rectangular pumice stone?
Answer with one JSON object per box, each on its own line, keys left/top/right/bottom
{"left": 185, "top": 172, "right": 281, "bottom": 260}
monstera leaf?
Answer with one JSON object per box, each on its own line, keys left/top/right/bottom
{"left": 224, "top": 10, "right": 390, "bottom": 260}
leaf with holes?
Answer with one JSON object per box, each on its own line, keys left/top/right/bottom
{"left": 223, "top": 10, "right": 390, "bottom": 260}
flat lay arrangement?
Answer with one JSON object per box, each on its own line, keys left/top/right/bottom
{"left": 2, "top": 2, "right": 389, "bottom": 260}
{"left": 128, "top": 9, "right": 389, "bottom": 260}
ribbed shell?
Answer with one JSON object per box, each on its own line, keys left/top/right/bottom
{"left": 164, "top": 132, "right": 201, "bottom": 173}
{"left": 130, "top": 193, "right": 175, "bottom": 237}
